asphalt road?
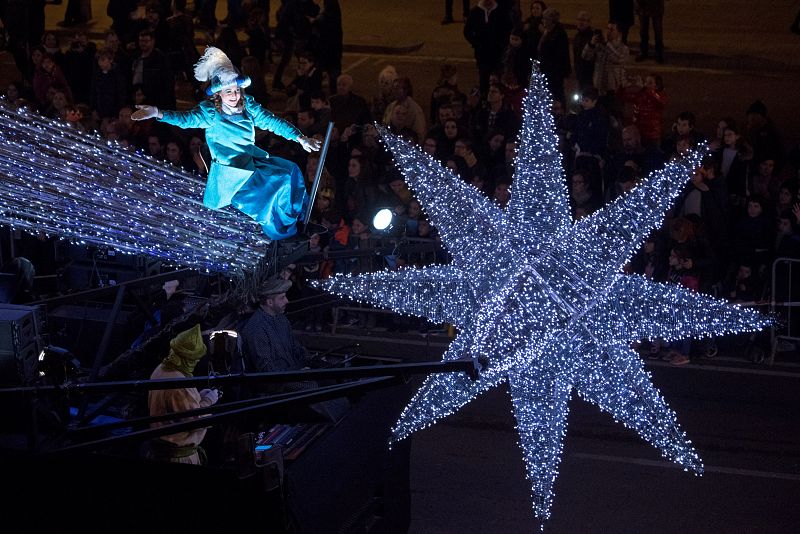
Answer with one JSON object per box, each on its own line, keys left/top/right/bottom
{"left": 407, "top": 361, "right": 800, "bottom": 533}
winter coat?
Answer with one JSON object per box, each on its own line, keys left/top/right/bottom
{"left": 158, "top": 95, "right": 301, "bottom": 209}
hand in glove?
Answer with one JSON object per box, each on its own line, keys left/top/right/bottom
{"left": 199, "top": 388, "right": 220, "bottom": 405}
{"left": 131, "top": 105, "right": 161, "bottom": 121}
{"left": 297, "top": 135, "right": 322, "bottom": 153}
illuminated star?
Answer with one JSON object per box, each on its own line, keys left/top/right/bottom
{"left": 318, "top": 68, "right": 770, "bottom": 524}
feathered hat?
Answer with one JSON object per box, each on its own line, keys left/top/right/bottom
{"left": 194, "top": 46, "right": 251, "bottom": 97}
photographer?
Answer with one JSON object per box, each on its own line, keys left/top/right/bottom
{"left": 147, "top": 324, "right": 220, "bottom": 465}
{"left": 581, "top": 21, "right": 630, "bottom": 116}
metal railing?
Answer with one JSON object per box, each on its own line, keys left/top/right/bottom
{"left": 770, "top": 257, "right": 800, "bottom": 365}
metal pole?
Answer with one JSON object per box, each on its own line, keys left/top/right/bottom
{"left": 303, "top": 122, "right": 334, "bottom": 225}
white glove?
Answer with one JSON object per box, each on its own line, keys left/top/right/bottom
{"left": 297, "top": 135, "right": 321, "bottom": 153}
{"left": 132, "top": 104, "right": 160, "bottom": 121}
{"left": 199, "top": 388, "right": 220, "bottom": 404}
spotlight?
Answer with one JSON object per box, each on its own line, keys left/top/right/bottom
{"left": 372, "top": 208, "right": 394, "bottom": 231}
{"left": 37, "top": 346, "right": 81, "bottom": 384}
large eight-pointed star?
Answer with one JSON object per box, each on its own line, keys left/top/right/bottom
{"left": 318, "top": 69, "right": 769, "bottom": 524}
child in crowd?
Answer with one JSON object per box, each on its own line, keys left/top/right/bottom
{"left": 663, "top": 244, "right": 700, "bottom": 365}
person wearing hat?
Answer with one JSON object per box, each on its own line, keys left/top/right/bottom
{"left": 131, "top": 46, "right": 322, "bottom": 240}
{"left": 147, "top": 324, "right": 219, "bottom": 465}
{"left": 239, "top": 277, "right": 315, "bottom": 392}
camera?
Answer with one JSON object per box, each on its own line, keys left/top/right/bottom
{"left": 351, "top": 124, "right": 364, "bottom": 134}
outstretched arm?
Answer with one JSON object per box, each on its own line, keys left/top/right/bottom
{"left": 245, "top": 95, "right": 320, "bottom": 152}
{"left": 132, "top": 102, "right": 215, "bottom": 130}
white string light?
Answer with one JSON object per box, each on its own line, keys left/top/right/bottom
{"left": 318, "top": 66, "right": 770, "bottom": 526}
{"left": 0, "top": 100, "right": 268, "bottom": 273}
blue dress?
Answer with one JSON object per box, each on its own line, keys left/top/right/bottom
{"left": 158, "top": 95, "right": 307, "bottom": 240}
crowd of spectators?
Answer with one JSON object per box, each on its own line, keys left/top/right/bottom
{"left": 2, "top": 1, "right": 800, "bottom": 360}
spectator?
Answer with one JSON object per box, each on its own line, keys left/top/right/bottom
{"left": 626, "top": 73, "right": 667, "bottom": 146}
{"left": 44, "top": 90, "right": 71, "bottom": 121}
{"left": 745, "top": 99, "right": 784, "bottom": 172}
{"left": 572, "top": 10, "right": 595, "bottom": 91}
{"left": 707, "top": 116, "right": 735, "bottom": 152}
{"left": 42, "top": 32, "right": 65, "bottom": 68}
{"left": 731, "top": 196, "right": 774, "bottom": 274}
{"left": 712, "top": 120, "right": 753, "bottom": 207}
{"left": 569, "top": 169, "right": 602, "bottom": 217}
{"left": 492, "top": 179, "right": 512, "bottom": 208}
{"left": 663, "top": 244, "right": 699, "bottom": 365}
{"left": 61, "top": 32, "right": 96, "bottom": 105}
{"left": 522, "top": 1, "right": 547, "bottom": 62}
{"left": 537, "top": 7, "right": 571, "bottom": 106}
{"left": 775, "top": 209, "right": 800, "bottom": 259}
{"left": 454, "top": 138, "right": 488, "bottom": 184}
{"left": 33, "top": 54, "right": 72, "bottom": 108}
{"left": 130, "top": 29, "right": 175, "bottom": 110}
{"left": 240, "top": 55, "right": 271, "bottom": 105}
{"left": 342, "top": 155, "right": 380, "bottom": 219}
{"left": 90, "top": 48, "right": 127, "bottom": 120}
{"left": 609, "top": 0, "right": 634, "bottom": 45}
{"left": 285, "top": 52, "right": 323, "bottom": 111}
{"left": 502, "top": 28, "right": 530, "bottom": 92}
{"left": 215, "top": 26, "right": 246, "bottom": 73}
{"left": 107, "top": 0, "right": 139, "bottom": 42}
{"left": 273, "top": 0, "right": 320, "bottom": 90}
{"left": 383, "top": 77, "right": 427, "bottom": 144}
{"left": 164, "top": 139, "right": 189, "bottom": 169}
{"left": 635, "top": 0, "right": 665, "bottom": 63}
{"left": 371, "top": 65, "right": 398, "bottom": 122}
{"left": 166, "top": 0, "right": 200, "bottom": 86}
{"left": 571, "top": 86, "right": 610, "bottom": 190}
{"left": 661, "top": 111, "right": 706, "bottom": 155}
{"left": 430, "top": 64, "right": 466, "bottom": 126}
{"left": 147, "top": 133, "right": 165, "bottom": 159}
{"left": 471, "top": 82, "right": 519, "bottom": 145}
{"left": 245, "top": 7, "right": 271, "bottom": 67}
{"left": 311, "top": 0, "right": 343, "bottom": 90}
{"left": 581, "top": 21, "right": 629, "bottom": 115}
{"left": 329, "top": 74, "right": 371, "bottom": 132}
{"left": 464, "top": 0, "right": 513, "bottom": 96}
{"left": 751, "top": 158, "right": 778, "bottom": 202}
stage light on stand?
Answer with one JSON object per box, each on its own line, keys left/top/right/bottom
{"left": 37, "top": 345, "right": 81, "bottom": 384}
{"left": 372, "top": 208, "right": 394, "bottom": 232}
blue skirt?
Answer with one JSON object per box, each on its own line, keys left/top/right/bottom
{"left": 230, "top": 156, "right": 308, "bottom": 240}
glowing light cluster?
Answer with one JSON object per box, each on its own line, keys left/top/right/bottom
{"left": 0, "top": 100, "right": 267, "bottom": 273}
{"left": 319, "top": 66, "right": 770, "bottom": 525}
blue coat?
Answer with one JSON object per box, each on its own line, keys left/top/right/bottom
{"left": 159, "top": 95, "right": 302, "bottom": 209}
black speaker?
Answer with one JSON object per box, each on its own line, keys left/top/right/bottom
{"left": 0, "top": 304, "right": 45, "bottom": 385}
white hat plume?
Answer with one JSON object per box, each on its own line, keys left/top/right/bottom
{"left": 194, "top": 46, "right": 237, "bottom": 85}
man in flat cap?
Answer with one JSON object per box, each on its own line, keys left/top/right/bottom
{"left": 239, "top": 277, "right": 315, "bottom": 392}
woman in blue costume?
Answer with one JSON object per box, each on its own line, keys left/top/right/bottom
{"left": 131, "top": 47, "right": 321, "bottom": 240}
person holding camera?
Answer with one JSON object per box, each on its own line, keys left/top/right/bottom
{"left": 147, "top": 324, "right": 220, "bottom": 465}
{"left": 581, "top": 20, "right": 629, "bottom": 116}
{"left": 572, "top": 11, "right": 595, "bottom": 91}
